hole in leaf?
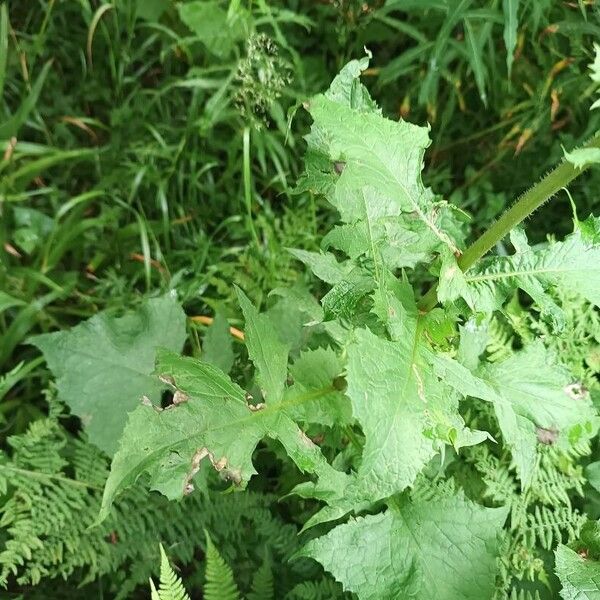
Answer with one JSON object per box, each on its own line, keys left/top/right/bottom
{"left": 161, "top": 389, "right": 174, "bottom": 409}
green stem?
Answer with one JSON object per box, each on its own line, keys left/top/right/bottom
{"left": 418, "top": 131, "right": 600, "bottom": 312}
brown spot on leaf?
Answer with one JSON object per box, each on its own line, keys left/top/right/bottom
{"left": 224, "top": 468, "right": 242, "bottom": 485}
{"left": 299, "top": 430, "right": 314, "bottom": 447}
{"left": 536, "top": 427, "right": 559, "bottom": 445}
{"left": 172, "top": 390, "right": 189, "bottom": 405}
{"left": 141, "top": 395, "right": 163, "bottom": 412}
{"left": 182, "top": 447, "right": 233, "bottom": 495}
{"left": 564, "top": 382, "right": 588, "bottom": 400}
{"left": 159, "top": 374, "right": 176, "bottom": 386}
{"left": 214, "top": 456, "right": 228, "bottom": 470}
{"left": 183, "top": 447, "right": 209, "bottom": 495}
{"left": 333, "top": 161, "right": 346, "bottom": 175}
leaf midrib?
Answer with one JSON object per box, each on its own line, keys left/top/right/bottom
{"left": 466, "top": 265, "right": 599, "bottom": 283}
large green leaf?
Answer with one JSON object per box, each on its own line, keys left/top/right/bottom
{"left": 99, "top": 297, "right": 346, "bottom": 521}
{"left": 433, "top": 341, "right": 599, "bottom": 485}
{"left": 296, "top": 57, "right": 463, "bottom": 274}
{"left": 30, "top": 295, "right": 187, "bottom": 456}
{"left": 555, "top": 545, "right": 600, "bottom": 599}
{"left": 298, "top": 492, "right": 507, "bottom": 600}
{"left": 294, "top": 284, "right": 486, "bottom": 528}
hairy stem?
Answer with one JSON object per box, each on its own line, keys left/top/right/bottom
{"left": 418, "top": 131, "right": 600, "bottom": 312}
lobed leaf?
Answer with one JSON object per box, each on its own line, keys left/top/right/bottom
{"left": 433, "top": 341, "right": 599, "bottom": 485}
{"left": 439, "top": 219, "right": 600, "bottom": 327}
{"left": 99, "top": 298, "right": 347, "bottom": 521}
{"left": 294, "top": 283, "right": 487, "bottom": 528}
{"left": 296, "top": 56, "right": 464, "bottom": 275}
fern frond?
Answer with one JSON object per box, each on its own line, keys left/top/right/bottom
{"left": 410, "top": 473, "right": 457, "bottom": 502}
{"left": 522, "top": 505, "right": 586, "bottom": 551}
{"left": 529, "top": 447, "right": 585, "bottom": 507}
{"left": 204, "top": 531, "right": 240, "bottom": 600}
{"left": 486, "top": 317, "right": 515, "bottom": 363}
{"left": 528, "top": 288, "right": 600, "bottom": 385}
{"left": 508, "top": 589, "right": 542, "bottom": 600}
{"left": 149, "top": 545, "right": 190, "bottom": 600}
{"left": 285, "top": 578, "right": 345, "bottom": 599}
{"left": 247, "top": 556, "right": 274, "bottom": 600}
{"left": 471, "top": 445, "right": 519, "bottom": 507}
{"left": 0, "top": 416, "right": 300, "bottom": 597}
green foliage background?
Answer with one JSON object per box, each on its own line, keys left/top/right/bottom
{"left": 2, "top": 0, "right": 600, "bottom": 598}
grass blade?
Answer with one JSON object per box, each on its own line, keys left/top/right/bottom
{"left": 0, "top": 61, "right": 52, "bottom": 139}
{"left": 0, "top": 3, "right": 8, "bottom": 100}
{"left": 503, "top": 0, "right": 519, "bottom": 76}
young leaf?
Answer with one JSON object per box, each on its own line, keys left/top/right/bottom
{"left": 297, "top": 56, "right": 461, "bottom": 264}
{"left": 555, "top": 544, "right": 600, "bottom": 599}
{"left": 298, "top": 492, "right": 508, "bottom": 600}
{"left": 564, "top": 147, "right": 600, "bottom": 170}
{"left": 30, "top": 294, "right": 187, "bottom": 456}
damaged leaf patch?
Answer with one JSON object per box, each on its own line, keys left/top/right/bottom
{"left": 99, "top": 299, "right": 345, "bottom": 521}
{"left": 183, "top": 447, "right": 231, "bottom": 495}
